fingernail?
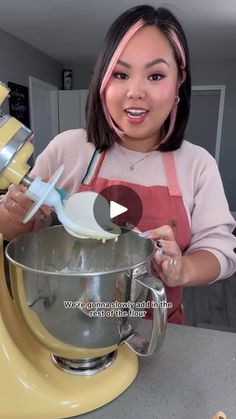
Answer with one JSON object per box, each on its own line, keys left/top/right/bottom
{"left": 138, "top": 231, "right": 150, "bottom": 238}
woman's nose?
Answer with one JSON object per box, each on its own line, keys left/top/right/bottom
{"left": 126, "top": 83, "right": 146, "bottom": 100}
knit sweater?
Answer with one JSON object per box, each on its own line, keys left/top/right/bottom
{"left": 30, "top": 128, "right": 236, "bottom": 280}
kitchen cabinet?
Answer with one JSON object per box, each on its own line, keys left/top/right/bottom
{"left": 58, "top": 89, "right": 88, "bottom": 132}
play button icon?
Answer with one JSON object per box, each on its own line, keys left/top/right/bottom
{"left": 110, "top": 201, "right": 128, "bottom": 219}
{"left": 93, "top": 185, "right": 143, "bottom": 234}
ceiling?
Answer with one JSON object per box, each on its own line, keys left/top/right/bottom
{"left": 0, "top": 0, "right": 236, "bottom": 65}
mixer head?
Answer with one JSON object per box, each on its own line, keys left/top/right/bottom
{"left": 0, "top": 81, "right": 33, "bottom": 190}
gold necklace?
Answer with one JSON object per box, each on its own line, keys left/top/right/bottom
{"left": 117, "top": 143, "right": 156, "bottom": 171}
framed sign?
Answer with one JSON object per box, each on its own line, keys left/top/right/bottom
{"left": 63, "top": 69, "right": 73, "bottom": 90}
{"left": 8, "top": 81, "right": 30, "bottom": 127}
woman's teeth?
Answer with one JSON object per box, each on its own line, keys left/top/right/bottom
{"left": 126, "top": 109, "right": 147, "bottom": 118}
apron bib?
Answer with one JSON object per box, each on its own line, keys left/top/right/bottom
{"left": 78, "top": 149, "right": 191, "bottom": 324}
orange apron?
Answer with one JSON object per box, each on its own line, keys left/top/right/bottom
{"left": 78, "top": 149, "right": 191, "bottom": 324}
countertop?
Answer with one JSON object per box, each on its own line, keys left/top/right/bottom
{"left": 71, "top": 324, "right": 236, "bottom": 419}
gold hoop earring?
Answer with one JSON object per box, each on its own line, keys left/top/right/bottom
{"left": 174, "top": 96, "right": 180, "bottom": 105}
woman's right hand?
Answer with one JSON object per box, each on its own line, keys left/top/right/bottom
{"left": 2, "top": 184, "right": 51, "bottom": 223}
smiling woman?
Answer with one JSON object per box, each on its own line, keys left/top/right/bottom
{"left": 1, "top": 5, "right": 236, "bottom": 326}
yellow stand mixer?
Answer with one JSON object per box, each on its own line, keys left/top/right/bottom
{"left": 0, "top": 81, "right": 166, "bottom": 418}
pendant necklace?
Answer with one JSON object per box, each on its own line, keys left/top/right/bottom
{"left": 117, "top": 143, "right": 156, "bottom": 171}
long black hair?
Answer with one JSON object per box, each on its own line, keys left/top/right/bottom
{"left": 86, "top": 5, "right": 191, "bottom": 151}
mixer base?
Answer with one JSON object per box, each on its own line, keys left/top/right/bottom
{"left": 52, "top": 350, "right": 118, "bottom": 375}
{"left": 0, "top": 328, "right": 138, "bottom": 419}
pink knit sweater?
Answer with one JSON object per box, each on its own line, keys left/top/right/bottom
{"left": 31, "top": 128, "right": 236, "bottom": 280}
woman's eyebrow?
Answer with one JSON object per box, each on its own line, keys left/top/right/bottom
{"left": 145, "top": 58, "right": 170, "bottom": 68}
{"left": 116, "top": 58, "right": 170, "bottom": 68}
{"left": 116, "top": 59, "right": 131, "bottom": 68}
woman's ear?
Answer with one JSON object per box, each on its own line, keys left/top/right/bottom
{"left": 176, "top": 69, "right": 186, "bottom": 96}
{"left": 177, "top": 69, "right": 186, "bottom": 89}
{"left": 181, "top": 69, "right": 186, "bottom": 84}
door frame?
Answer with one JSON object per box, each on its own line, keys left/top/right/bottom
{"left": 191, "top": 85, "right": 226, "bottom": 165}
{"left": 29, "top": 76, "right": 59, "bottom": 161}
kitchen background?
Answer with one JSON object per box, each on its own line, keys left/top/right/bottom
{"left": 0, "top": 0, "right": 236, "bottom": 331}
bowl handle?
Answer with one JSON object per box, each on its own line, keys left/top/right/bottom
{"left": 0, "top": 233, "right": 5, "bottom": 288}
{"left": 123, "top": 272, "right": 167, "bottom": 356}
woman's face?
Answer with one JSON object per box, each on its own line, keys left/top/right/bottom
{"left": 104, "top": 26, "right": 179, "bottom": 150}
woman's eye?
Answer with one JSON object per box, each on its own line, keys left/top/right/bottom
{"left": 113, "top": 72, "right": 128, "bottom": 80}
{"left": 148, "top": 73, "right": 164, "bottom": 81}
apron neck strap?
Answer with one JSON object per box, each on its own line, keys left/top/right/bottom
{"left": 163, "top": 152, "right": 182, "bottom": 196}
{"left": 81, "top": 149, "right": 106, "bottom": 185}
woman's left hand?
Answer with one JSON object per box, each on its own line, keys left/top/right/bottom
{"left": 140, "top": 225, "right": 183, "bottom": 287}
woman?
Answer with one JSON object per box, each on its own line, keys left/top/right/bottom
{"left": 1, "top": 5, "right": 236, "bottom": 323}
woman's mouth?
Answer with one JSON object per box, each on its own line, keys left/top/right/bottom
{"left": 124, "top": 108, "right": 149, "bottom": 124}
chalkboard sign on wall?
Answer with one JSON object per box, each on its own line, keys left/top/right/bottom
{"left": 8, "top": 82, "right": 30, "bottom": 127}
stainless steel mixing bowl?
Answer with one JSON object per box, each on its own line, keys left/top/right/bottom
{"left": 5, "top": 226, "right": 167, "bottom": 359}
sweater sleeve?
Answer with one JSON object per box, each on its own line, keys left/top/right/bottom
{"left": 30, "top": 129, "right": 95, "bottom": 195}
{"left": 183, "top": 149, "right": 236, "bottom": 280}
